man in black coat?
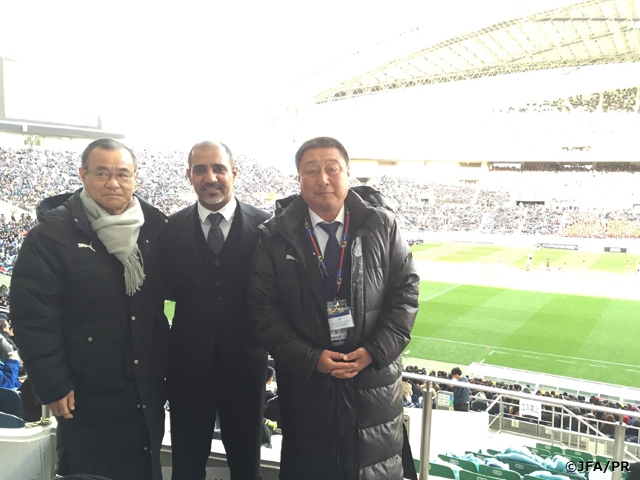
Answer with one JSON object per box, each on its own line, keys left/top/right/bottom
{"left": 10, "top": 139, "right": 170, "bottom": 480}
{"left": 248, "top": 136, "right": 419, "bottom": 480}
{"left": 162, "top": 141, "right": 270, "bottom": 480}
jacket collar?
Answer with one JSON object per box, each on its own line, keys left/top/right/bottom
{"left": 267, "top": 189, "right": 383, "bottom": 243}
{"left": 264, "top": 190, "right": 384, "bottom": 315}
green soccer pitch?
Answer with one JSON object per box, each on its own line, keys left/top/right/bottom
{"left": 409, "top": 243, "right": 640, "bottom": 387}
{"left": 162, "top": 243, "right": 640, "bottom": 387}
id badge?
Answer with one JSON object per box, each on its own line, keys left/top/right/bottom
{"left": 327, "top": 300, "right": 354, "bottom": 345}
{"left": 327, "top": 300, "right": 355, "bottom": 330}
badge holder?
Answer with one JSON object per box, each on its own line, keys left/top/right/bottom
{"left": 328, "top": 299, "right": 355, "bottom": 346}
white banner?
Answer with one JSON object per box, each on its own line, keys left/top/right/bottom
{"left": 520, "top": 399, "right": 542, "bottom": 420}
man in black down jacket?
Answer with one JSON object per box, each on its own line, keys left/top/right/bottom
{"left": 248, "top": 136, "right": 420, "bottom": 480}
{"left": 10, "top": 139, "right": 170, "bottom": 480}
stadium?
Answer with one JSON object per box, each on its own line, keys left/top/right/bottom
{"left": 2, "top": 0, "right": 640, "bottom": 479}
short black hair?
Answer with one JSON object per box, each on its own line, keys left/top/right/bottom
{"left": 294, "top": 136, "right": 349, "bottom": 171}
{"left": 81, "top": 138, "right": 137, "bottom": 170}
{"left": 266, "top": 366, "right": 275, "bottom": 382}
{"left": 0, "top": 318, "right": 7, "bottom": 331}
{"left": 187, "top": 141, "right": 234, "bottom": 168}
{"left": 451, "top": 367, "right": 462, "bottom": 376}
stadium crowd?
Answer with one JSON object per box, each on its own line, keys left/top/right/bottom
{"left": 1, "top": 145, "right": 640, "bottom": 282}
{"left": 402, "top": 365, "right": 640, "bottom": 440}
{"left": 498, "top": 87, "right": 640, "bottom": 114}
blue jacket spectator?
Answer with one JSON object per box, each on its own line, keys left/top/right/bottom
{"left": 0, "top": 357, "right": 20, "bottom": 389}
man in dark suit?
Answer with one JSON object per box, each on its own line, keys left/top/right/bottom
{"left": 162, "top": 141, "right": 270, "bottom": 480}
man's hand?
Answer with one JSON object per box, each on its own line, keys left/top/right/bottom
{"left": 333, "top": 347, "right": 372, "bottom": 379}
{"left": 47, "top": 390, "right": 75, "bottom": 419}
{"left": 316, "top": 350, "right": 347, "bottom": 374}
{"left": 316, "top": 348, "right": 373, "bottom": 379}
{"left": 7, "top": 350, "right": 19, "bottom": 361}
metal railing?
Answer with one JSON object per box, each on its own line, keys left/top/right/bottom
{"left": 403, "top": 372, "right": 640, "bottom": 480}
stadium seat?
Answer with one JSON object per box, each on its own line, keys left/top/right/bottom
{"left": 0, "top": 387, "right": 22, "bottom": 417}
{"left": 488, "top": 449, "right": 502, "bottom": 456}
{"left": 466, "top": 451, "right": 494, "bottom": 461}
{"left": 535, "top": 443, "right": 554, "bottom": 452}
{"left": 524, "top": 474, "right": 569, "bottom": 480}
{"left": 438, "top": 454, "right": 479, "bottom": 473}
{"left": 563, "top": 449, "right": 593, "bottom": 462}
{"left": 548, "top": 446, "right": 564, "bottom": 456}
{"left": 460, "top": 470, "right": 504, "bottom": 480}
{"left": 479, "top": 464, "right": 522, "bottom": 480}
{"left": 504, "top": 459, "right": 542, "bottom": 476}
{"left": 429, "top": 462, "right": 457, "bottom": 479}
{"left": 530, "top": 448, "right": 551, "bottom": 459}
{"left": 564, "top": 454, "right": 584, "bottom": 467}
{"left": 0, "top": 411, "right": 25, "bottom": 428}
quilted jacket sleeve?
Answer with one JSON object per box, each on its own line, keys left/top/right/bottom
{"left": 248, "top": 234, "right": 323, "bottom": 380}
{"left": 362, "top": 215, "right": 420, "bottom": 369}
{"left": 10, "top": 227, "right": 73, "bottom": 404}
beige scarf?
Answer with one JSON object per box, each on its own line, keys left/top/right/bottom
{"left": 79, "top": 189, "right": 146, "bottom": 296}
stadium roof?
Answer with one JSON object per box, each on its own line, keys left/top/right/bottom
{"left": 314, "top": 0, "right": 640, "bottom": 103}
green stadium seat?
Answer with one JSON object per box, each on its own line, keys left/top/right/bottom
{"left": 487, "top": 449, "right": 502, "bottom": 456}
{"left": 460, "top": 469, "right": 504, "bottom": 480}
{"left": 503, "top": 459, "right": 541, "bottom": 476}
{"left": 596, "top": 455, "right": 612, "bottom": 464}
{"left": 535, "top": 443, "right": 553, "bottom": 452}
{"left": 529, "top": 448, "right": 551, "bottom": 458}
{"left": 564, "top": 449, "right": 593, "bottom": 462}
{"left": 525, "top": 472, "right": 585, "bottom": 480}
{"left": 479, "top": 464, "right": 522, "bottom": 480}
{"left": 438, "top": 454, "right": 479, "bottom": 473}
{"left": 467, "top": 451, "right": 494, "bottom": 461}
{"left": 564, "top": 472, "right": 588, "bottom": 480}
{"left": 564, "top": 455, "right": 584, "bottom": 469}
{"left": 548, "top": 445, "right": 564, "bottom": 456}
{"left": 430, "top": 462, "right": 456, "bottom": 479}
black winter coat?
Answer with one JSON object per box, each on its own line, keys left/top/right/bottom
{"left": 248, "top": 191, "right": 420, "bottom": 480}
{"left": 10, "top": 190, "right": 170, "bottom": 480}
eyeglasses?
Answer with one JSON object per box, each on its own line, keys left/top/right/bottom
{"left": 84, "top": 169, "right": 136, "bottom": 183}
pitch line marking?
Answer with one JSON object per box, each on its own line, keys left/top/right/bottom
{"left": 422, "top": 284, "right": 462, "bottom": 302}
{"left": 411, "top": 336, "right": 639, "bottom": 368}
{"left": 626, "top": 369, "right": 640, "bottom": 373}
{"left": 523, "top": 355, "right": 540, "bottom": 359}
{"left": 589, "top": 364, "right": 607, "bottom": 368}
{"left": 556, "top": 360, "right": 574, "bottom": 364}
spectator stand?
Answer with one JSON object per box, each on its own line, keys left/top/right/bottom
{"left": 467, "top": 363, "right": 640, "bottom": 407}
{"left": 403, "top": 373, "right": 640, "bottom": 480}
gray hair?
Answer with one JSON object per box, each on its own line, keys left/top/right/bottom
{"left": 81, "top": 138, "right": 137, "bottom": 170}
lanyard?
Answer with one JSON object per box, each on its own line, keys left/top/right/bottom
{"left": 304, "top": 211, "right": 350, "bottom": 298}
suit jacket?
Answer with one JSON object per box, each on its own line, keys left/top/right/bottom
{"left": 162, "top": 200, "right": 270, "bottom": 383}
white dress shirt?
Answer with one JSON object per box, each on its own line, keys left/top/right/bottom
{"left": 308, "top": 205, "right": 346, "bottom": 256}
{"left": 197, "top": 197, "right": 237, "bottom": 241}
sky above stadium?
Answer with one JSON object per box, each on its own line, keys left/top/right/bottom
{"left": 0, "top": 0, "right": 619, "bottom": 152}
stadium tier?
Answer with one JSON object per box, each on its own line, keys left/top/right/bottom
{"left": 3, "top": 147, "right": 640, "bottom": 243}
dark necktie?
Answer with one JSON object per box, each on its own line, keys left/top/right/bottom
{"left": 318, "top": 222, "right": 341, "bottom": 298}
{"left": 207, "top": 213, "right": 224, "bottom": 255}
